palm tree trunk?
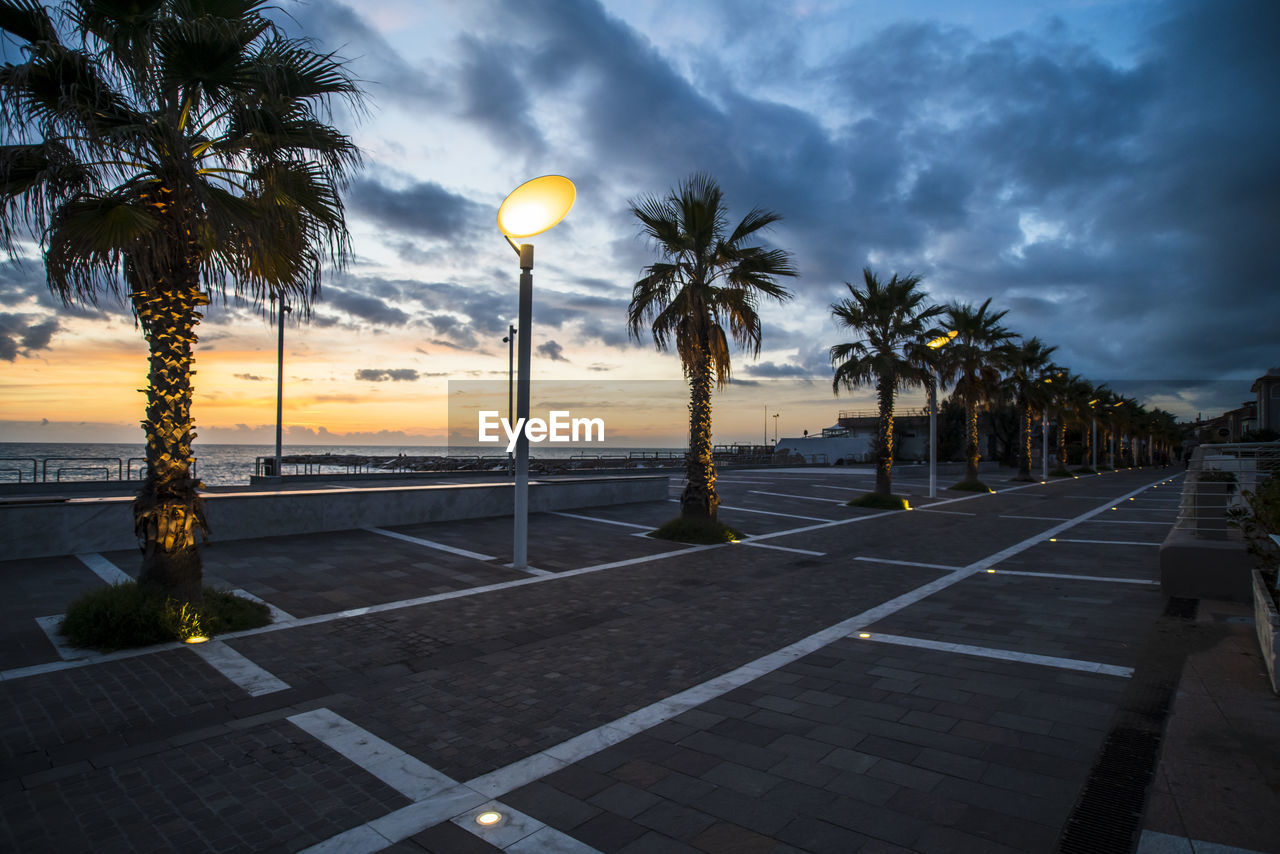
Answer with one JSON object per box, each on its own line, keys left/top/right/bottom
{"left": 965, "top": 402, "right": 980, "bottom": 483}
{"left": 875, "top": 378, "right": 895, "bottom": 497}
{"left": 682, "top": 348, "right": 719, "bottom": 520}
{"left": 131, "top": 275, "right": 209, "bottom": 605}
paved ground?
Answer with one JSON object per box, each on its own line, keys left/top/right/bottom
{"left": 1, "top": 464, "right": 1275, "bottom": 853}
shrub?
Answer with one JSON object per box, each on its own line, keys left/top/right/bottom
{"left": 650, "top": 516, "right": 744, "bottom": 544}
{"left": 1228, "top": 474, "right": 1280, "bottom": 592}
{"left": 61, "top": 583, "right": 271, "bottom": 650}
{"left": 948, "top": 479, "right": 993, "bottom": 493}
{"left": 848, "top": 493, "right": 910, "bottom": 510}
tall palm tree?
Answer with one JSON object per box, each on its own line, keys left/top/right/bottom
{"left": 628, "top": 173, "right": 796, "bottom": 522}
{"left": 937, "top": 299, "right": 1014, "bottom": 488}
{"left": 1004, "top": 337, "right": 1058, "bottom": 481}
{"left": 1050, "top": 373, "right": 1091, "bottom": 472}
{"left": 830, "top": 269, "right": 943, "bottom": 500}
{"left": 1, "top": 0, "right": 362, "bottom": 604}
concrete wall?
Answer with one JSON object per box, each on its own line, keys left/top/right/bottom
{"left": 0, "top": 475, "right": 669, "bottom": 560}
{"left": 1159, "top": 526, "right": 1255, "bottom": 601}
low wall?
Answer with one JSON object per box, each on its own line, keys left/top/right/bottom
{"left": 0, "top": 475, "right": 669, "bottom": 560}
{"left": 1159, "top": 526, "right": 1255, "bottom": 601}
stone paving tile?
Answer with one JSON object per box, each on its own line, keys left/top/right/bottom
{"left": 104, "top": 528, "right": 528, "bottom": 618}
{"left": 294, "top": 552, "right": 943, "bottom": 783}
{"left": 501, "top": 636, "right": 1125, "bottom": 852}
{"left": 0, "top": 555, "right": 109, "bottom": 670}
{"left": 0, "top": 718, "right": 408, "bottom": 853}
{"left": 865, "top": 570, "right": 1164, "bottom": 666}
{"left": 0, "top": 650, "right": 249, "bottom": 769}
{"left": 993, "top": 540, "right": 1159, "bottom": 578}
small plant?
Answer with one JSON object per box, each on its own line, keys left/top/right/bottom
{"left": 61, "top": 583, "right": 270, "bottom": 650}
{"left": 650, "top": 516, "right": 744, "bottom": 544}
{"left": 848, "top": 493, "right": 910, "bottom": 510}
{"left": 1197, "top": 469, "right": 1238, "bottom": 493}
{"left": 1228, "top": 473, "right": 1280, "bottom": 596}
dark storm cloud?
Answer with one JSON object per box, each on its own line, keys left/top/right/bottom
{"left": 740, "top": 361, "right": 814, "bottom": 379}
{"left": 322, "top": 286, "right": 411, "bottom": 326}
{"left": 537, "top": 340, "right": 568, "bottom": 362}
{"left": 0, "top": 312, "right": 59, "bottom": 360}
{"left": 456, "top": 34, "right": 546, "bottom": 157}
{"left": 355, "top": 368, "right": 420, "bottom": 382}
{"left": 468, "top": 0, "right": 1277, "bottom": 385}
{"left": 346, "top": 177, "right": 488, "bottom": 239}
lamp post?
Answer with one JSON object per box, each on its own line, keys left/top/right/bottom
{"left": 503, "top": 325, "right": 516, "bottom": 476}
{"left": 926, "top": 330, "right": 957, "bottom": 499}
{"left": 772, "top": 412, "right": 779, "bottom": 444}
{"left": 273, "top": 300, "right": 292, "bottom": 480}
{"left": 497, "top": 175, "right": 575, "bottom": 570}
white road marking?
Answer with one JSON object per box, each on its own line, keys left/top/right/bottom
{"left": 189, "top": 640, "right": 290, "bottom": 696}
{"left": 853, "top": 632, "right": 1134, "bottom": 677}
{"left": 987, "top": 569, "right": 1158, "bottom": 585}
{"left": 77, "top": 553, "right": 132, "bottom": 585}
{"left": 549, "top": 511, "right": 651, "bottom": 529}
{"left": 1048, "top": 538, "right": 1161, "bottom": 546}
{"left": 853, "top": 557, "right": 964, "bottom": 571}
{"left": 749, "top": 490, "right": 847, "bottom": 504}
{"left": 365, "top": 527, "right": 495, "bottom": 561}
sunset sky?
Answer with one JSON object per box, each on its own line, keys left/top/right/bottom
{"left": 2, "top": 0, "right": 1276, "bottom": 447}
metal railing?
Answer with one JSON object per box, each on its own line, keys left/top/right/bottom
{"left": 838, "top": 408, "right": 931, "bottom": 421}
{"left": 1176, "top": 442, "right": 1280, "bottom": 539}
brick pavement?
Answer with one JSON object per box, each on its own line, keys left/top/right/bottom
{"left": 3, "top": 466, "right": 1266, "bottom": 853}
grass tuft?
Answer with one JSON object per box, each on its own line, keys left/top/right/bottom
{"left": 650, "top": 516, "right": 744, "bottom": 544}
{"left": 848, "top": 492, "right": 910, "bottom": 510}
{"left": 1049, "top": 468, "right": 1074, "bottom": 478}
{"left": 947, "top": 479, "right": 994, "bottom": 493}
{"left": 61, "top": 583, "right": 271, "bottom": 651}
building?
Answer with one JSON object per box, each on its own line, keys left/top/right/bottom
{"left": 1251, "top": 367, "right": 1280, "bottom": 433}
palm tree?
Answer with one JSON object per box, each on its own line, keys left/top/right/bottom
{"left": 1, "top": 0, "right": 362, "bottom": 604}
{"left": 937, "top": 299, "right": 1014, "bottom": 488}
{"left": 830, "top": 269, "right": 943, "bottom": 501}
{"left": 1004, "top": 338, "right": 1058, "bottom": 481}
{"left": 1050, "top": 373, "right": 1091, "bottom": 472}
{"left": 628, "top": 174, "right": 796, "bottom": 522}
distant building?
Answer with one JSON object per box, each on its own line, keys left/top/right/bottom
{"left": 775, "top": 408, "right": 933, "bottom": 464}
{"left": 1251, "top": 367, "right": 1280, "bottom": 433}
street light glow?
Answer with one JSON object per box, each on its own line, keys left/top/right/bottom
{"left": 497, "top": 175, "right": 576, "bottom": 238}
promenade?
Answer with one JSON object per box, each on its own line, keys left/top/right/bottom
{"left": 1, "top": 466, "right": 1275, "bottom": 853}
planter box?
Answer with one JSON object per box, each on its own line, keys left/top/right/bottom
{"left": 1253, "top": 569, "right": 1280, "bottom": 696}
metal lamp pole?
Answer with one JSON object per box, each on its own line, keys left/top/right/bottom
{"left": 498, "top": 175, "right": 575, "bottom": 571}
{"left": 929, "top": 367, "right": 938, "bottom": 498}
{"left": 1042, "top": 406, "right": 1049, "bottom": 480}
{"left": 503, "top": 325, "right": 516, "bottom": 476}
{"left": 273, "top": 301, "right": 291, "bottom": 480}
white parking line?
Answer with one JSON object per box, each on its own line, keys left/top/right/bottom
{"left": 1001, "top": 515, "right": 1072, "bottom": 521}
{"left": 365, "top": 527, "right": 495, "bottom": 562}
{"left": 77, "top": 553, "right": 132, "bottom": 585}
{"left": 853, "top": 557, "right": 964, "bottom": 571}
{"left": 749, "top": 490, "right": 847, "bottom": 504}
{"left": 291, "top": 709, "right": 601, "bottom": 853}
{"left": 740, "top": 541, "right": 826, "bottom": 556}
{"left": 550, "top": 511, "right": 651, "bottom": 529}
{"left": 853, "top": 632, "right": 1134, "bottom": 677}
{"left": 714, "top": 503, "right": 835, "bottom": 522}
{"left": 987, "top": 569, "right": 1158, "bottom": 585}
{"left": 189, "top": 640, "right": 290, "bottom": 696}
{"left": 913, "top": 508, "right": 977, "bottom": 516}
{"left": 1048, "top": 538, "right": 1161, "bottom": 546}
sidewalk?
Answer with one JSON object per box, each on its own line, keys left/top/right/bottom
{"left": 1, "top": 466, "right": 1275, "bottom": 852}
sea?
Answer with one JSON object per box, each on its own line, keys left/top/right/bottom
{"left": 0, "top": 442, "right": 684, "bottom": 487}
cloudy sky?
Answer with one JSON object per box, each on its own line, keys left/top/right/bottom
{"left": 2, "top": 0, "right": 1277, "bottom": 446}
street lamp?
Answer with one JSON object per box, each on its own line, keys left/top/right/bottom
{"left": 926, "top": 330, "right": 957, "bottom": 498}
{"left": 497, "top": 175, "right": 575, "bottom": 570}
{"left": 273, "top": 300, "right": 292, "bottom": 480}
{"left": 772, "top": 412, "right": 779, "bottom": 444}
